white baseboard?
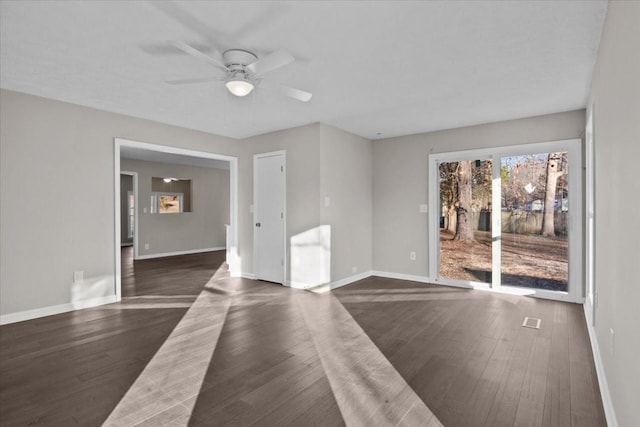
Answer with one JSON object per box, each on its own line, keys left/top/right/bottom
{"left": 288, "top": 280, "right": 307, "bottom": 290}
{"left": 135, "top": 247, "right": 225, "bottom": 260}
{"left": 0, "top": 295, "right": 117, "bottom": 325}
{"left": 330, "top": 271, "right": 373, "bottom": 290}
{"left": 240, "top": 272, "right": 255, "bottom": 280}
{"left": 371, "top": 270, "right": 434, "bottom": 284}
{"left": 290, "top": 271, "right": 374, "bottom": 292}
{"left": 583, "top": 305, "right": 618, "bottom": 427}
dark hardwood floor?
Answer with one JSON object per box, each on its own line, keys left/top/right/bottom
{"left": 0, "top": 247, "right": 606, "bottom": 426}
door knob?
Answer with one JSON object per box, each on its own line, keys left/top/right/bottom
{"left": 256, "top": 222, "right": 261, "bottom": 227}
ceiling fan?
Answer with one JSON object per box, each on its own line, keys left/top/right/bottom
{"left": 164, "top": 41, "right": 312, "bottom": 102}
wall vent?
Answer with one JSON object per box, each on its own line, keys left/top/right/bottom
{"left": 522, "top": 316, "right": 541, "bottom": 329}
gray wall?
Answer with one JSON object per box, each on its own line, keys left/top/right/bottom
{"left": 372, "top": 110, "right": 585, "bottom": 277}
{"left": 240, "top": 124, "right": 322, "bottom": 283}
{"left": 0, "top": 90, "right": 373, "bottom": 316}
{"left": 319, "top": 123, "right": 373, "bottom": 282}
{"left": 588, "top": 2, "right": 640, "bottom": 425}
{"left": 121, "top": 158, "right": 229, "bottom": 257}
{"left": 120, "top": 174, "right": 133, "bottom": 244}
{"left": 240, "top": 123, "right": 374, "bottom": 286}
{"left": 0, "top": 89, "right": 240, "bottom": 316}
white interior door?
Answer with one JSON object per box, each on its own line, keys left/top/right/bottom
{"left": 254, "top": 152, "right": 285, "bottom": 284}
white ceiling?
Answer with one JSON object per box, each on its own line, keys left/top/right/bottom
{"left": 0, "top": 1, "right": 607, "bottom": 140}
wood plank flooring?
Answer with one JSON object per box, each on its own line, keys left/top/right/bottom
{"left": 333, "top": 279, "right": 606, "bottom": 427}
{"left": 0, "top": 248, "right": 606, "bottom": 426}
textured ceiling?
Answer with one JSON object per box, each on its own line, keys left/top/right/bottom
{"left": 0, "top": 1, "right": 607, "bottom": 140}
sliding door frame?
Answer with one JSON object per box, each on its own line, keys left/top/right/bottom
{"left": 428, "top": 138, "right": 583, "bottom": 303}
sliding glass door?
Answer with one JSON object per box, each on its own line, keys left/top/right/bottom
{"left": 438, "top": 158, "right": 493, "bottom": 285}
{"left": 429, "top": 139, "right": 582, "bottom": 302}
{"left": 500, "top": 152, "right": 569, "bottom": 291}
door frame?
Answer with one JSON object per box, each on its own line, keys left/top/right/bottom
{"left": 584, "top": 104, "right": 596, "bottom": 325}
{"left": 114, "top": 138, "right": 239, "bottom": 301}
{"left": 253, "top": 150, "right": 287, "bottom": 285}
{"left": 428, "top": 138, "right": 583, "bottom": 303}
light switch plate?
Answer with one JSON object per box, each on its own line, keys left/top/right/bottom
{"left": 419, "top": 204, "right": 428, "bottom": 213}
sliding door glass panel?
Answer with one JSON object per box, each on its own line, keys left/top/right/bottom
{"left": 500, "top": 153, "right": 569, "bottom": 291}
{"left": 439, "top": 159, "right": 493, "bottom": 283}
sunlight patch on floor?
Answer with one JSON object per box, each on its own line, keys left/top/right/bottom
{"left": 295, "top": 292, "right": 443, "bottom": 427}
{"left": 103, "top": 282, "right": 231, "bottom": 426}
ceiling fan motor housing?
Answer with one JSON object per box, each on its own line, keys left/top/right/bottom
{"left": 223, "top": 49, "right": 257, "bottom": 69}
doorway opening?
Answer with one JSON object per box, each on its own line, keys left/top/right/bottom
{"left": 120, "top": 171, "right": 138, "bottom": 251}
{"left": 114, "top": 138, "right": 239, "bottom": 301}
{"left": 428, "top": 139, "right": 582, "bottom": 302}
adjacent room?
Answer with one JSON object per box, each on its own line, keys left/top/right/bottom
{"left": 1, "top": 1, "right": 638, "bottom": 426}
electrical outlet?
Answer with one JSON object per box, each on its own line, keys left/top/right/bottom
{"left": 352, "top": 266, "right": 358, "bottom": 273}
{"left": 144, "top": 243, "right": 149, "bottom": 250}
{"left": 410, "top": 251, "right": 416, "bottom": 261}
{"left": 73, "top": 271, "right": 83, "bottom": 282}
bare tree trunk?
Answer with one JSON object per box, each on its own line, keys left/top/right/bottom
{"left": 541, "top": 153, "right": 563, "bottom": 237}
{"left": 455, "top": 160, "right": 474, "bottom": 241}
{"left": 447, "top": 204, "right": 457, "bottom": 234}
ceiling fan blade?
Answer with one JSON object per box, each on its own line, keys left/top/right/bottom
{"left": 261, "top": 81, "right": 312, "bottom": 102}
{"left": 246, "top": 50, "right": 295, "bottom": 75}
{"left": 141, "top": 42, "right": 213, "bottom": 56}
{"left": 281, "top": 85, "right": 313, "bottom": 102}
{"left": 148, "top": 0, "right": 229, "bottom": 47}
{"left": 165, "top": 77, "right": 221, "bottom": 85}
{"left": 172, "top": 41, "right": 227, "bottom": 72}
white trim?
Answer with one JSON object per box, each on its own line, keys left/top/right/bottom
{"left": 330, "top": 271, "right": 373, "bottom": 290}
{"left": 135, "top": 247, "right": 225, "bottom": 260}
{"left": 240, "top": 272, "right": 255, "bottom": 280}
{"left": 289, "top": 271, "right": 374, "bottom": 292}
{"left": 115, "top": 154, "right": 122, "bottom": 301}
{"left": 115, "top": 138, "right": 241, "bottom": 303}
{"left": 253, "top": 150, "right": 287, "bottom": 286}
{"left": 289, "top": 280, "right": 311, "bottom": 290}
{"left": 427, "top": 158, "right": 439, "bottom": 282}
{"left": 585, "top": 104, "right": 597, "bottom": 327}
{"left": 370, "top": 271, "right": 582, "bottom": 302}
{"left": 228, "top": 158, "right": 240, "bottom": 277}
{"left": 0, "top": 295, "right": 117, "bottom": 325}
{"left": 583, "top": 305, "right": 618, "bottom": 427}
{"left": 372, "top": 271, "right": 434, "bottom": 284}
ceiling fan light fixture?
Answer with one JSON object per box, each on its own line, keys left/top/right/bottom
{"left": 225, "top": 78, "right": 254, "bottom": 97}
